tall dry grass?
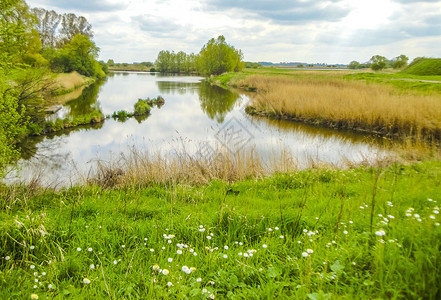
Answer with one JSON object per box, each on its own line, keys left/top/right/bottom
{"left": 239, "top": 75, "right": 441, "bottom": 140}
{"left": 53, "top": 71, "right": 87, "bottom": 90}
{"left": 85, "top": 142, "right": 378, "bottom": 188}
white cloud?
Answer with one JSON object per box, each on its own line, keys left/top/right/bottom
{"left": 26, "top": 0, "right": 441, "bottom": 64}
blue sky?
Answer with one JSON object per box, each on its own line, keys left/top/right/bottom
{"left": 26, "top": 0, "right": 441, "bottom": 64}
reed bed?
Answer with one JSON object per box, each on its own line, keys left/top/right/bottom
{"left": 85, "top": 143, "right": 377, "bottom": 189}
{"left": 239, "top": 75, "right": 441, "bottom": 141}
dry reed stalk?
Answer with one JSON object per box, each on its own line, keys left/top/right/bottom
{"left": 240, "top": 75, "right": 441, "bottom": 140}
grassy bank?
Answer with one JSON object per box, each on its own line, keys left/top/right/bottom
{"left": 216, "top": 70, "right": 441, "bottom": 142}
{"left": 1, "top": 161, "right": 441, "bottom": 299}
{"left": 50, "top": 72, "right": 95, "bottom": 100}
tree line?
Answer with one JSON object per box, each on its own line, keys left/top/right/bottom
{"left": 348, "top": 54, "right": 409, "bottom": 71}
{"left": 0, "top": 0, "right": 106, "bottom": 176}
{"left": 155, "top": 36, "right": 245, "bottom": 76}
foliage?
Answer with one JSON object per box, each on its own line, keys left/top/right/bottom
{"left": 402, "top": 58, "right": 441, "bottom": 76}
{"left": 134, "top": 99, "right": 151, "bottom": 116}
{"left": 392, "top": 54, "right": 409, "bottom": 69}
{"left": 1, "top": 162, "right": 441, "bottom": 298}
{"left": 31, "top": 7, "right": 93, "bottom": 49}
{"left": 155, "top": 36, "right": 244, "bottom": 76}
{"left": 244, "top": 62, "right": 263, "bottom": 69}
{"left": 348, "top": 61, "right": 360, "bottom": 69}
{"left": 370, "top": 55, "right": 387, "bottom": 71}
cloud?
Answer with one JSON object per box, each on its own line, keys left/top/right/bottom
{"left": 204, "top": 0, "right": 350, "bottom": 24}
{"left": 131, "top": 15, "right": 187, "bottom": 38}
{"left": 33, "top": 0, "right": 127, "bottom": 12}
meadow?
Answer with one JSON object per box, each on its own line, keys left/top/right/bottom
{"left": 1, "top": 158, "right": 441, "bottom": 299}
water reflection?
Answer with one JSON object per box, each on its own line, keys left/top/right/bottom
{"left": 198, "top": 81, "right": 239, "bottom": 123}
{"left": 8, "top": 72, "right": 396, "bottom": 186}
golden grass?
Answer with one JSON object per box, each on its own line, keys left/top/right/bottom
{"left": 85, "top": 142, "right": 378, "bottom": 188}
{"left": 239, "top": 75, "right": 441, "bottom": 140}
{"left": 53, "top": 71, "right": 88, "bottom": 90}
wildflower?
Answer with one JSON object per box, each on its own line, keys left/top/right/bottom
{"left": 303, "top": 229, "right": 308, "bottom": 233}
{"left": 210, "top": 233, "right": 214, "bottom": 236}
{"left": 349, "top": 221, "right": 353, "bottom": 224}
{"left": 193, "top": 252, "right": 198, "bottom": 256}
{"left": 76, "top": 248, "right": 81, "bottom": 252}
{"left": 210, "top": 281, "right": 215, "bottom": 285}
{"left": 268, "top": 228, "right": 273, "bottom": 232}
{"left": 88, "top": 248, "right": 93, "bottom": 252}
{"left": 41, "top": 272, "right": 46, "bottom": 276}
{"left": 33, "top": 272, "right": 38, "bottom": 276}
{"left": 406, "top": 213, "right": 412, "bottom": 217}
{"left": 199, "top": 228, "right": 206, "bottom": 232}
{"left": 163, "top": 234, "right": 175, "bottom": 239}
{"left": 90, "top": 264, "right": 95, "bottom": 269}
{"left": 243, "top": 253, "right": 249, "bottom": 258}
{"left": 414, "top": 214, "right": 420, "bottom": 218}
{"left": 33, "top": 285, "right": 37, "bottom": 289}
{"left": 31, "top": 294, "right": 39, "bottom": 299}
{"left": 206, "top": 236, "right": 212, "bottom": 240}
{"left": 280, "top": 235, "right": 284, "bottom": 239}
{"left": 239, "top": 242, "right": 243, "bottom": 246}
{"left": 375, "top": 230, "right": 386, "bottom": 236}
{"left": 121, "top": 245, "right": 125, "bottom": 248}
{"left": 306, "top": 249, "right": 314, "bottom": 254}
{"left": 167, "top": 240, "right": 172, "bottom": 244}
{"left": 259, "top": 268, "right": 263, "bottom": 272}
{"left": 153, "top": 265, "right": 160, "bottom": 272}
{"left": 378, "top": 214, "right": 383, "bottom": 217}
{"left": 302, "top": 252, "right": 308, "bottom": 258}
{"left": 343, "top": 230, "right": 348, "bottom": 235}
{"left": 167, "top": 282, "right": 173, "bottom": 287}
{"left": 144, "top": 238, "right": 148, "bottom": 241}
{"left": 436, "top": 223, "right": 440, "bottom": 226}
{"left": 223, "top": 254, "right": 228, "bottom": 259}
{"left": 5, "top": 256, "right": 10, "bottom": 261}
{"left": 430, "top": 215, "right": 436, "bottom": 219}
{"left": 162, "top": 269, "right": 169, "bottom": 275}
{"left": 209, "top": 293, "right": 215, "bottom": 299}
{"left": 224, "top": 245, "right": 229, "bottom": 250}
{"left": 434, "top": 210, "right": 439, "bottom": 214}
{"left": 275, "top": 227, "right": 279, "bottom": 230}
{"left": 30, "top": 246, "right": 35, "bottom": 250}
{"left": 352, "top": 262, "right": 356, "bottom": 265}
{"left": 150, "top": 249, "right": 154, "bottom": 252}
{"left": 360, "top": 206, "right": 364, "bottom": 209}
{"left": 297, "top": 241, "right": 302, "bottom": 244}
{"left": 262, "top": 244, "right": 267, "bottom": 248}
{"left": 202, "top": 289, "right": 208, "bottom": 294}
{"left": 83, "top": 278, "right": 91, "bottom": 284}
{"left": 196, "top": 278, "right": 202, "bottom": 282}
{"left": 48, "top": 284, "right": 53, "bottom": 289}
{"left": 30, "top": 265, "right": 35, "bottom": 269}
{"left": 168, "top": 258, "right": 173, "bottom": 262}
{"left": 190, "top": 267, "right": 197, "bottom": 272}
{"left": 177, "top": 250, "right": 183, "bottom": 255}
{"left": 238, "top": 252, "right": 243, "bottom": 256}
{"left": 182, "top": 266, "right": 190, "bottom": 274}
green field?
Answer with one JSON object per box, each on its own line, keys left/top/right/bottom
{"left": 1, "top": 162, "right": 441, "bottom": 299}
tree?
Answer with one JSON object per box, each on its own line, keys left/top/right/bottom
{"left": 370, "top": 55, "right": 387, "bottom": 71}
{"left": 392, "top": 54, "right": 409, "bottom": 69}
{"left": 0, "top": 0, "right": 34, "bottom": 176}
{"left": 348, "top": 61, "right": 360, "bottom": 69}
{"left": 197, "top": 35, "right": 244, "bottom": 76}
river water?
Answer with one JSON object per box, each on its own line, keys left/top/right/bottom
{"left": 8, "top": 72, "right": 389, "bottom": 186}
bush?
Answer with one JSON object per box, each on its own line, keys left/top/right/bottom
{"left": 134, "top": 100, "right": 151, "bottom": 116}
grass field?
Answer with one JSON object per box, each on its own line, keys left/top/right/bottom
{"left": 1, "top": 161, "right": 441, "bottom": 299}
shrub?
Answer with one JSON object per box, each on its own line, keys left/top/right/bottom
{"left": 134, "top": 100, "right": 151, "bottom": 116}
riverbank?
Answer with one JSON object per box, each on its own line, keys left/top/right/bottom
{"left": 214, "top": 69, "right": 441, "bottom": 143}
{"left": 1, "top": 160, "right": 440, "bottom": 299}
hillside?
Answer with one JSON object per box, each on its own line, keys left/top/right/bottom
{"left": 402, "top": 58, "right": 441, "bottom": 75}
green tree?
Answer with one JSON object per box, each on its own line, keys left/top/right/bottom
{"left": 348, "top": 61, "right": 360, "bottom": 69}
{"left": 370, "top": 55, "right": 387, "bottom": 71}
{"left": 0, "top": 0, "right": 34, "bottom": 176}
{"left": 197, "top": 35, "right": 244, "bottom": 76}
{"left": 393, "top": 54, "right": 409, "bottom": 69}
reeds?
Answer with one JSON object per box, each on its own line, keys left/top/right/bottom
{"left": 239, "top": 75, "right": 441, "bottom": 141}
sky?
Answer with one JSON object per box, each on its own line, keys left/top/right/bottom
{"left": 26, "top": 0, "right": 441, "bottom": 64}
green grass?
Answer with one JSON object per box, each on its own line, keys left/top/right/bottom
{"left": 402, "top": 58, "right": 441, "bottom": 76}
{"left": 1, "top": 161, "right": 441, "bottom": 299}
